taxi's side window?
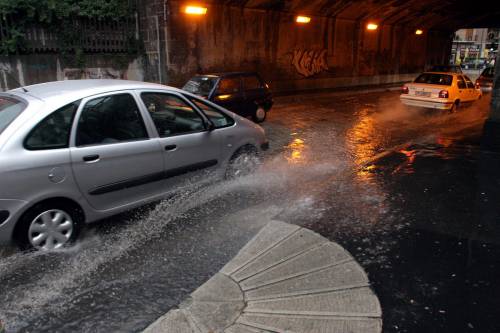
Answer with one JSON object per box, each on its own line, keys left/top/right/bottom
{"left": 457, "top": 76, "right": 466, "bottom": 89}
{"left": 464, "top": 76, "right": 475, "bottom": 89}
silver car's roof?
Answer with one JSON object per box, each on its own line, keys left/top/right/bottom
{"left": 8, "top": 79, "right": 184, "bottom": 102}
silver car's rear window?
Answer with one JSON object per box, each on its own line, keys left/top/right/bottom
{"left": 0, "top": 96, "right": 27, "bottom": 135}
{"left": 414, "top": 73, "right": 453, "bottom": 86}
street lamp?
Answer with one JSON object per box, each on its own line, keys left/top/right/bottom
{"left": 296, "top": 16, "right": 311, "bottom": 24}
{"left": 366, "top": 23, "right": 378, "bottom": 31}
{"left": 184, "top": 5, "right": 208, "bottom": 15}
{"left": 415, "top": 29, "right": 423, "bottom": 35}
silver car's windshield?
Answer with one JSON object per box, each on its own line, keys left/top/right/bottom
{"left": 183, "top": 76, "right": 218, "bottom": 97}
{"left": 0, "top": 96, "right": 26, "bottom": 134}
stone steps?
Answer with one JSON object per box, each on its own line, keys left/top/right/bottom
{"left": 144, "top": 220, "right": 382, "bottom": 333}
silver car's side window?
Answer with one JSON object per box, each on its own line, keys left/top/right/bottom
{"left": 187, "top": 96, "right": 235, "bottom": 128}
{"left": 24, "top": 101, "right": 80, "bottom": 150}
{"left": 76, "top": 93, "right": 148, "bottom": 147}
{"left": 140, "top": 93, "right": 206, "bottom": 137}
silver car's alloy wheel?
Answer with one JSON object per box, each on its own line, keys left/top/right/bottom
{"left": 28, "top": 209, "right": 74, "bottom": 250}
{"left": 227, "top": 153, "right": 260, "bottom": 178}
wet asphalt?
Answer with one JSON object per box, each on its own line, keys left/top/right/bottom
{"left": 1, "top": 90, "right": 499, "bottom": 333}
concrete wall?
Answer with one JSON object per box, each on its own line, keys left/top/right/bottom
{"left": 161, "top": 1, "right": 452, "bottom": 93}
{"left": 0, "top": 1, "right": 453, "bottom": 94}
{"left": 0, "top": 54, "right": 143, "bottom": 91}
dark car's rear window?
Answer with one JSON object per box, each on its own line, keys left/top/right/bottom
{"left": 183, "top": 76, "right": 218, "bottom": 97}
{"left": 0, "top": 96, "right": 26, "bottom": 135}
{"left": 481, "top": 67, "right": 495, "bottom": 78}
{"left": 414, "top": 73, "right": 453, "bottom": 86}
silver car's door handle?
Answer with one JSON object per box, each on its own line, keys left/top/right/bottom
{"left": 164, "top": 145, "right": 177, "bottom": 151}
{"left": 83, "top": 154, "right": 100, "bottom": 163}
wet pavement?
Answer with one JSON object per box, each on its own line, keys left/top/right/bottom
{"left": 1, "top": 90, "right": 499, "bottom": 332}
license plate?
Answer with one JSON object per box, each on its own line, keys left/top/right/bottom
{"left": 415, "top": 91, "right": 431, "bottom": 97}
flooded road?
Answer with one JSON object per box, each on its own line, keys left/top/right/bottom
{"left": 1, "top": 90, "right": 498, "bottom": 332}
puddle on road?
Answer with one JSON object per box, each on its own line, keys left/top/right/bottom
{"left": 0, "top": 91, "right": 492, "bottom": 332}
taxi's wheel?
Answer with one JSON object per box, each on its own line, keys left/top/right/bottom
{"left": 449, "top": 101, "right": 459, "bottom": 113}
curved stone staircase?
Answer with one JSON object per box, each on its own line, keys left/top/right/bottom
{"left": 144, "top": 220, "right": 382, "bottom": 333}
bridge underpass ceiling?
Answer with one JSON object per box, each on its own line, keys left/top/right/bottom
{"left": 215, "top": 0, "right": 500, "bottom": 30}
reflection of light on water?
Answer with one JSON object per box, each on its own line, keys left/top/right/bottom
{"left": 436, "top": 137, "right": 453, "bottom": 148}
{"left": 346, "top": 108, "right": 383, "bottom": 182}
{"left": 347, "top": 109, "right": 379, "bottom": 166}
{"left": 400, "top": 149, "right": 416, "bottom": 164}
{"left": 357, "top": 164, "right": 377, "bottom": 182}
{"left": 286, "top": 138, "right": 306, "bottom": 163}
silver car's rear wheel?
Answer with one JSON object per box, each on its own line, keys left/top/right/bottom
{"left": 28, "top": 209, "right": 74, "bottom": 250}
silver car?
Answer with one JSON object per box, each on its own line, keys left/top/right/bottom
{"left": 0, "top": 80, "right": 268, "bottom": 250}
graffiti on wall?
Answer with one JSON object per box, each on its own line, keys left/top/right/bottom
{"left": 291, "top": 49, "right": 329, "bottom": 77}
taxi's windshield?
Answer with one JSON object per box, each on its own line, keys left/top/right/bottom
{"left": 0, "top": 96, "right": 26, "bottom": 135}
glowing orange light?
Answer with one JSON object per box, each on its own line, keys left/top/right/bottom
{"left": 217, "top": 94, "right": 230, "bottom": 100}
{"left": 296, "top": 16, "right": 311, "bottom": 24}
{"left": 184, "top": 5, "right": 207, "bottom": 15}
{"left": 366, "top": 23, "right": 378, "bottom": 31}
{"left": 415, "top": 29, "right": 423, "bottom": 35}
{"left": 286, "top": 138, "right": 306, "bottom": 164}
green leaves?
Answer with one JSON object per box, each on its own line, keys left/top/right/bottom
{"left": 0, "top": 0, "right": 135, "bottom": 54}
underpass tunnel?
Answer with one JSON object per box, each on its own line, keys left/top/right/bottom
{"left": 138, "top": 0, "right": 500, "bottom": 145}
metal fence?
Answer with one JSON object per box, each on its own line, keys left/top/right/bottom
{"left": 0, "top": 16, "right": 137, "bottom": 53}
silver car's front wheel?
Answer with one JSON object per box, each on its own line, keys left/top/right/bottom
{"left": 225, "top": 146, "right": 260, "bottom": 179}
{"left": 28, "top": 209, "right": 74, "bottom": 250}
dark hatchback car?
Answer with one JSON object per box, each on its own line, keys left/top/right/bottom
{"left": 183, "top": 72, "right": 273, "bottom": 123}
{"left": 475, "top": 66, "right": 495, "bottom": 92}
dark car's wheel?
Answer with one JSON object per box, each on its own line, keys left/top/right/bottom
{"left": 225, "top": 146, "right": 260, "bottom": 179}
{"left": 14, "top": 202, "right": 82, "bottom": 251}
{"left": 252, "top": 106, "right": 267, "bottom": 123}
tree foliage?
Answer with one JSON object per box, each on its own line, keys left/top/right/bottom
{"left": 0, "top": 0, "right": 137, "bottom": 54}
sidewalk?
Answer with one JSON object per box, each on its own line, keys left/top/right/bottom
{"left": 144, "top": 221, "right": 382, "bottom": 333}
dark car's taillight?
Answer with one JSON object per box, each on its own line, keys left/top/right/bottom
{"left": 402, "top": 86, "right": 409, "bottom": 94}
{"left": 439, "top": 90, "right": 449, "bottom": 98}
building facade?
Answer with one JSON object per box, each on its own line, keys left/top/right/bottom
{"left": 451, "top": 28, "right": 499, "bottom": 68}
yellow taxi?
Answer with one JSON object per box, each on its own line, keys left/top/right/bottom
{"left": 400, "top": 72, "right": 482, "bottom": 112}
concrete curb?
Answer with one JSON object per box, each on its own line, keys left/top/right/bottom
{"left": 144, "top": 221, "right": 382, "bottom": 333}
